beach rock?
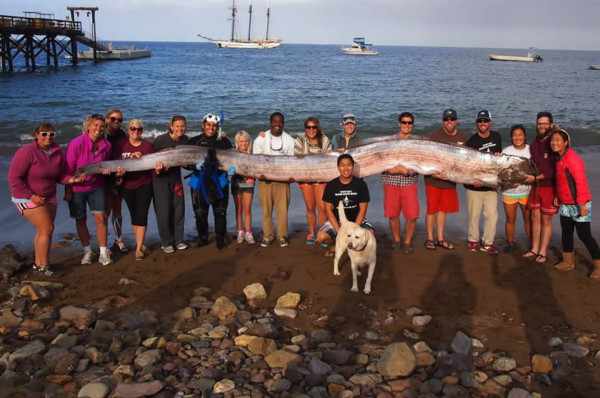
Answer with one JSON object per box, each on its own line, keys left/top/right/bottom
{"left": 562, "top": 342, "right": 589, "bottom": 358}
{"left": 134, "top": 349, "right": 162, "bottom": 368}
{"left": 493, "top": 356, "right": 517, "bottom": 372}
{"left": 531, "top": 354, "right": 553, "bottom": 373}
{"left": 483, "top": 378, "right": 505, "bottom": 396}
{"left": 210, "top": 296, "right": 237, "bottom": 320}
{"left": 0, "top": 308, "right": 22, "bottom": 328}
{"left": 412, "top": 315, "right": 433, "bottom": 327}
{"left": 59, "top": 305, "right": 96, "bottom": 330}
{"left": 308, "top": 357, "right": 332, "bottom": 376}
{"left": 451, "top": 331, "right": 472, "bottom": 356}
{"left": 377, "top": 342, "right": 416, "bottom": 377}
{"left": 508, "top": 388, "right": 533, "bottom": 398}
{"left": 243, "top": 283, "right": 268, "bottom": 301}
{"left": 213, "top": 378, "right": 235, "bottom": 393}
{"left": 113, "top": 380, "right": 164, "bottom": 397}
{"left": 77, "top": 382, "right": 110, "bottom": 398}
{"left": 349, "top": 373, "right": 382, "bottom": 387}
{"left": 405, "top": 306, "right": 423, "bottom": 316}
{"left": 9, "top": 339, "right": 46, "bottom": 364}
{"left": 55, "top": 352, "right": 80, "bottom": 375}
{"left": 265, "top": 349, "right": 303, "bottom": 368}
{"left": 247, "top": 337, "right": 277, "bottom": 356}
{"left": 364, "top": 330, "right": 379, "bottom": 340}
{"left": 323, "top": 349, "right": 354, "bottom": 366}
{"left": 267, "top": 378, "right": 292, "bottom": 393}
{"left": 311, "top": 328, "right": 333, "bottom": 343}
{"left": 548, "top": 337, "right": 563, "bottom": 347}
{"left": 275, "top": 292, "right": 301, "bottom": 309}
{"left": 274, "top": 307, "right": 297, "bottom": 319}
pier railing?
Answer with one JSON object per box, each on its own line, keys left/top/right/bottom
{"left": 0, "top": 15, "right": 82, "bottom": 35}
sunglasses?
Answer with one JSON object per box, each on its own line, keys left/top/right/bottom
{"left": 129, "top": 126, "right": 144, "bottom": 132}
{"left": 476, "top": 119, "right": 490, "bottom": 123}
{"left": 443, "top": 117, "right": 457, "bottom": 121}
{"left": 39, "top": 131, "right": 56, "bottom": 138}
{"left": 305, "top": 125, "right": 318, "bottom": 130}
{"left": 400, "top": 121, "right": 414, "bottom": 125}
{"left": 110, "top": 116, "right": 123, "bottom": 123}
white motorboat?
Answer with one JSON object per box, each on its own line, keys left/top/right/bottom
{"left": 487, "top": 47, "right": 542, "bottom": 62}
{"left": 198, "top": 0, "right": 281, "bottom": 49}
{"left": 590, "top": 65, "right": 600, "bottom": 70}
{"left": 342, "top": 37, "right": 379, "bottom": 56}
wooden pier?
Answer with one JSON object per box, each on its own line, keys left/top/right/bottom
{"left": 0, "top": 8, "right": 106, "bottom": 71}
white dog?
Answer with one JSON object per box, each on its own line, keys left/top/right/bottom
{"left": 333, "top": 201, "right": 377, "bottom": 294}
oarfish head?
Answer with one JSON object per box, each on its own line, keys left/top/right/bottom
{"left": 498, "top": 156, "right": 537, "bottom": 191}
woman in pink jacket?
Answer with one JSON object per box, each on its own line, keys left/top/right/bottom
{"left": 551, "top": 129, "right": 600, "bottom": 279}
{"left": 8, "top": 123, "right": 84, "bottom": 277}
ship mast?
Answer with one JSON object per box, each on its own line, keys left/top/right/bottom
{"left": 265, "top": 1, "right": 271, "bottom": 40}
{"left": 229, "top": 0, "right": 237, "bottom": 41}
{"left": 247, "top": 2, "right": 252, "bottom": 41}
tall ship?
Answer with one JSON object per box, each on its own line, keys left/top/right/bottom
{"left": 198, "top": 0, "right": 281, "bottom": 49}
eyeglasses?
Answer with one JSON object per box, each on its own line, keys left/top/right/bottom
{"left": 443, "top": 117, "right": 457, "bottom": 122}
{"left": 476, "top": 119, "right": 490, "bottom": 123}
{"left": 400, "top": 121, "right": 414, "bottom": 125}
{"left": 110, "top": 116, "right": 123, "bottom": 123}
{"left": 342, "top": 117, "right": 356, "bottom": 124}
{"left": 305, "top": 125, "right": 319, "bottom": 130}
{"left": 40, "top": 131, "right": 56, "bottom": 138}
{"left": 129, "top": 126, "right": 144, "bottom": 132}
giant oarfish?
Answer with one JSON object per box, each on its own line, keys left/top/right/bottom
{"left": 77, "top": 137, "right": 535, "bottom": 189}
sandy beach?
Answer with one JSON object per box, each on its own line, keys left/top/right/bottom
{"left": 1, "top": 147, "right": 600, "bottom": 395}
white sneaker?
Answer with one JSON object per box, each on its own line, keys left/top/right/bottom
{"left": 81, "top": 251, "right": 93, "bottom": 265}
{"left": 162, "top": 245, "right": 175, "bottom": 254}
{"left": 176, "top": 242, "right": 188, "bottom": 250}
{"left": 98, "top": 252, "right": 113, "bottom": 266}
{"left": 245, "top": 231, "right": 255, "bottom": 244}
{"left": 237, "top": 230, "right": 245, "bottom": 244}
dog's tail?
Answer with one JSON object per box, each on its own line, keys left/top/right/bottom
{"left": 338, "top": 200, "right": 348, "bottom": 224}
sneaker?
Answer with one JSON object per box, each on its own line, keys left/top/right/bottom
{"left": 162, "top": 245, "right": 175, "bottom": 254}
{"left": 176, "top": 242, "right": 188, "bottom": 250}
{"left": 278, "top": 237, "right": 289, "bottom": 247}
{"left": 261, "top": 237, "right": 274, "bottom": 247}
{"left": 305, "top": 234, "right": 316, "bottom": 245}
{"left": 81, "top": 251, "right": 93, "bottom": 265}
{"left": 114, "top": 240, "right": 129, "bottom": 253}
{"left": 245, "top": 231, "right": 255, "bottom": 244}
{"left": 467, "top": 241, "right": 479, "bottom": 252}
{"left": 33, "top": 264, "right": 63, "bottom": 277}
{"left": 480, "top": 244, "right": 499, "bottom": 255}
{"left": 98, "top": 252, "right": 113, "bottom": 266}
{"left": 237, "top": 230, "right": 245, "bottom": 244}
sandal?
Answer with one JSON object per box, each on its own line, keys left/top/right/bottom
{"left": 305, "top": 234, "right": 316, "bottom": 245}
{"left": 403, "top": 244, "right": 414, "bottom": 255}
{"left": 535, "top": 254, "right": 547, "bottom": 264}
{"left": 325, "top": 249, "right": 335, "bottom": 257}
{"left": 435, "top": 240, "right": 455, "bottom": 250}
{"left": 522, "top": 250, "right": 538, "bottom": 258}
{"left": 425, "top": 240, "right": 436, "bottom": 250}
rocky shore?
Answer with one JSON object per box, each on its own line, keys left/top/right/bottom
{"left": 1, "top": 245, "right": 599, "bottom": 398}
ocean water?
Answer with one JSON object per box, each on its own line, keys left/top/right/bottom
{"left": 1, "top": 42, "right": 599, "bottom": 248}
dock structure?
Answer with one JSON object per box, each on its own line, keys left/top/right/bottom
{"left": 0, "top": 7, "right": 106, "bottom": 71}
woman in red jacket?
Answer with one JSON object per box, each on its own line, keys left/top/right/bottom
{"left": 551, "top": 129, "right": 600, "bottom": 279}
{"left": 8, "top": 123, "right": 84, "bottom": 276}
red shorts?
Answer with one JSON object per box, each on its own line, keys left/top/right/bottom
{"left": 383, "top": 183, "right": 420, "bottom": 219}
{"left": 425, "top": 184, "right": 459, "bottom": 214}
{"left": 527, "top": 185, "right": 558, "bottom": 215}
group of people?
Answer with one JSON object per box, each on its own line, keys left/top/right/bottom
{"left": 7, "top": 108, "right": 600, "bottom": 280}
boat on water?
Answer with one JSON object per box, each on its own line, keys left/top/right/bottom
{"left": 590, "top": 65, "right": 600, "bottom": 70}
{"left": 342, "top": 37, "right": 379, "bottom": 56}
{"left": 198, "top": 0, "right": 281, "bottom": 49}
{"left": 67, "top": 42, "right": 151, "bottom": 61}
{"left": 487, "top": 47, "right": 542, "bottom": 62}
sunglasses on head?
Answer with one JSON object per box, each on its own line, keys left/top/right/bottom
{"left": 400, "top": 120, "right": 414, "bottom": 125}
{"left": 443, "top": 117, "right": 457, "bottom": 121}
{"left": 110, "top": 116, "right": 123, "bottom": 123}
{"left": 40, "top": 131, "right": 56, "bottom": 138}
{"left": 129, "top": 126, "right": 143, "bottom": 132}
{"left": 343, "top": 117, "right": 356, "bottom": 124}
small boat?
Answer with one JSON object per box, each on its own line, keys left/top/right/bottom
{"left": 487, "top": 47, "right": 543, "bottom": 62}
{"left": 68, "top": 42, "right": 151, "bottom": 61}
{"left": 198, "top": 0, "right": 281, "bottom": 49}
{"left": 342, "top": 37, "right": 379, "bottom": 56}
{"left": 590, "top": 65, "right": 600, "bottom": 70}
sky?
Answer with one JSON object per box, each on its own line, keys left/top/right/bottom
{"left": 4, "top": 0, "right": 600, "bottom": 50}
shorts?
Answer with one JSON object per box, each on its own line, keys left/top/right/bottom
{"left": 13, "top": 196, "right": 57, "bottom": 215}
{"left": 559, "top": 202, "right": 592, "bottom": 222}
{"left": 231, "top": 185, "right": 255, "bottom": 196}
{"left": 318, "top": 219, "right": 375, "bottom": 239}
{"left": 527, "top": 185, "right": 558, "bottom": 215}
{"left": 68, "top": 187, "right": 106, "bottom": 219}
{"left": 425, "top": 184, "right": 459, "bottom": 214}
{"left": 299, "top": 182, "right": 326, "bottom": 188}
{"left": 383, "top": 183, "right": 420, "bottom": 219}
{"left": 502, "top": 194, "right": 529, "bottom": 205}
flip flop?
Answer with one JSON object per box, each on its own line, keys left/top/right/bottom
{"left": 522, "top": 250, "right": 538, "bottom": 258}
{"left": 425, "top": 240, "right": 436, "bottom": 250}
{"left": 325, "top": 249, "right": 335, "bottom": 257}
{"left": 535, "top": 254, "right": 547, "bottom": 264}
{"left": 435, "top": 240, "right": 455, "bottom": 250}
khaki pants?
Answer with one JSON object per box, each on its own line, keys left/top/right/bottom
{"left": 466, "top": 189, "right": 498, "bottom": 246}
{"left": 258, "top": 180, "right": 290, "bottom": 240}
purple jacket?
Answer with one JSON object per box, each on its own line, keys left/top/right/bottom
{"left": 9, "top": 141, "right": 71, "bottom": 200}
{"left": 65, "top": 133, "right": 112, "bottom": 192}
